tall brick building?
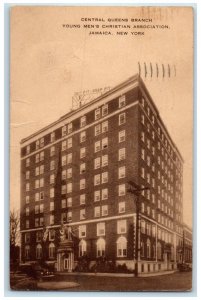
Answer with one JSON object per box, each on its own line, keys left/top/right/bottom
{"left": 20, "top": 74, "right": 185, "bottom": 274}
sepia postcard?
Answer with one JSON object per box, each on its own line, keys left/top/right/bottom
{"left": 10, "top": 5, "right": 193, "bottom": 292}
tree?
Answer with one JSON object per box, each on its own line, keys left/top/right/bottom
{"left": 10, "top": 209, "right": 20, "bottom": 264}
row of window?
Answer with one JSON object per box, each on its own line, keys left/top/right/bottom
{"left": 25, "top": 98, "right": 126, "bottom": 156}
{"left": 140, "top": 98, "right": 177, "bottom": 164}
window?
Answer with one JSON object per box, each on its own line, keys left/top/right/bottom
{"left": 39, "top": 203, "right": 44, "bottom": 213}
{"left": 101, "top": 155, "right": 108, "bottom": 167}
{"left": 80, "top": 131, "right": 86, "bottom": 143}
{"left": 50, "top": 174, "right": 55, "bottom": 184}
{"left": 141, "top": 149, "right": 145, "bottom": 160}
{"left": 49, "top": 243, "right": 55, "bottom": 258}
{"left": 141, "top": 220, "right": 146, "bottom": 233}
{"left": 141, "top": 202, "right": 145, "bottom": 213}
{"left": 36, "top": 140, "right": 40, "bottom": 150}
{"left": 102, "top": 172, "right": 108, "bottom": 183}
{"left": 67, "top": 168, "right": 72, "bottom": 178}
{"left": 95, "top": 206, "right": 100, "bottom": 217}
{"left": 79, "top": 225, "right": 86, "bottom": 238}
{"left": 102, "top": 137, "right": 108, "bottom": 149}
{"left": 80, "top": 163, "right": 85, "bottom": 174}
{"left": 26, "top": 158, "right": 30, "bottom": 167}
{"left": 50, "top": 201, "right": 54, "bottom": 211}
{"left": 50, "top": 188, "right": 54, "bottom": 198}
{"left": 95, "top": 141, "right": 101, "bottom": 153}
{"left": 80, "top": 194, "right": 86, "bottom": 205}
{"left": 119, "top": 113, "right": 126, "bottom": 125}
{"left": 80, "top": 147, "right": 86, "bottom": 158}
{"left": 119, "top": 95, "right": 126, "bottom": 108}
{"left": 62, "top": 125, "right": 67, "bottom": 137}
{"left": 147, "top": 139, "right": 150, "bottom": 149}
{"left": 62, "top": 140, "right": 67, "bottom": 151}
{"left": 117, "top": 219, "right": 126, "bottom": 234}
{"left": 35, "top": 154, "right": 39, "bottom": 163}
{"left": 40, "top": 217, "right": 44, "bottom": 227}
{"left": 26, "top": 171, "right": 30, "bottom": 180}
{"left": 94, "top": 174, "right": 100, "bottom": 186}
{"left": 141, "top": 167, "right": 145, "bottom": 178}
{"left": 67, "top": 137, "right": 72, "bottom": 149}
{"left": 25, "top": 245, "right": 30, "bottom": 259}
{"left": 119, "top": 184, "right": 125, "bottom": 196}
{"left": 25, "top": 232, "right": 30, "bottom": 243}
{"left": 97, "top": 238, "right": 106, "bottom": 257}
{"left": 25, "top": 207, "right": 29, "bottom": 216}
{"left": 102, "top": 205, "right": 108, "bottom": 216}
{"left": 67, "top": 153, "right": 72, "bottom": 164}
{"left": 95, "top": 124, "right": 101, "bottom": 136}
{"left": 97, "top": 222, "right": 105, "bottom": 236}
{"left": 80, "top": 179, "right": 85, "bottom": 190}
{"left": 61, "top": 185, "right": 66, "bottom": 195}
{"left": 95, "top": 108, "right": 101, "bottom": 120}
{"left": 79, "top": 240, "right": 87, "bottom": 257}
{"left": 80, "top": 116, "right": 86, "bottom": 127}
{"left": 119, "top": 130, "right": 125, "bottom": 142}
{"left": 119, "top": 148, "right": 125, "bottom": 160}
{"left": 118, "top": 166, "right": 125, "bottom": 178}
{"left": 68, "top": 123, "right": 72, "bottom": 134}
{"left": 147, "top": 156, "right": 150, "bottom": 166}
{"left": 61, "top": 199, "right": 66, "bottom": 208}
{"left": 39, "top": 178, "right": 44, "bottom": 188}
{"left": 67, "top": 182, "right": 72, "bottom": 193}
{"left": 34, "top": 229, "right": 43, "bottom": 243}
{"left": 35, "top": 179, "right": 39, "bottom": 189}
{"left": 26, "top": 183, "right": 30, "bottom": 192}
{"left": 50, "top": 132, "right": 55, "bottom": 143}
{"left": 39, "top": 165, "right": 44, "bottom": 175}
{"left": 141, "top": 114, "right": 145, "bottom": 125}
{"left": 147, "top": 239, "right": 151, "bottom": 258}
{"left": 40, "top": 151, "right": 44, "bottom": 161}
{"left": 26, "top": 196, "right": 30, "bottom": 204}
{"left": 117, "top": 236, "right": 127, "bottom": 257}
{"left": 157, "top": 242, "right": 162, "bottom": 259}
{"left": 35, "top": 218, "right": 39, "bottom": 227}
{"left": 67, "top": 197, "right": 72, "bottom": 207}
{"left": 49, "top": 229, "right": 55, "bottom": 241}
{"left": 141, "top": 131, "right": 145, "bottom": 142}
{"left": 102, "top": 104, "right": 108, "bottom": 116}
{"left": 40, "top": 138, "right": 44, "bottom": 148}
{"left": 35, "top": 193, "right": 39, "bottom": 202}
{"left": 119, "top": 201, "right": 125, "bottom": 213}
{"left": 50, "top": 215, "right": 54, "bottom": 225}
{"left": 102, "top": 188, "right": 108, "bottom": 200}
{"left": 102, "top": 121, "right": 108, "bottom": 133}
{"left": 94, "top": 157, "right": 101, "bottom": 169}
{"left": 36, "top": 244, "right": 42, "bottom": 259}
{"left": 94, "top": 190, "right": 100, "bottom": 202}
{"left": 50, "top": 160, "right": 55, "bottom": 170}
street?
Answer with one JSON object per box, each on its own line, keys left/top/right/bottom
{"left": 10, "top": 271, "right": 192, "bottom": 292}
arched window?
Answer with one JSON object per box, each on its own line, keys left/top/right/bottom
{"left": 117, "top": 236, "right": 127, "bottom": 257}
{"left": 96, "top": 238, "right": 105, "bottom": 257}
{"left": 157, "top": 242, "right": 162, "bottom": 260}
{"left": 49, "top": 242, "right": 55, "bottom": 259}
{"left": 79, "top": 239, "right": 87, "bottom": 257}
{"left": 36, "top": 244, "right": 42, "bottom": 259}
{"left": 141, "top": 241, "right": 145, "bottom": 257}
{"left": 147, "top": 238, "right": 151, "bottom": 258}
{"left": 25, "top": 245, "right": 30, "bottom": 259}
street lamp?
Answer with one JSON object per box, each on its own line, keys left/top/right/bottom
{"left": 127, "top": 181, "right": 150, "bottom": 277}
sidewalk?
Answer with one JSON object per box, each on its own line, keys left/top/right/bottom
{"left": 58, "top": 270, "right": 177, "bottom": 278}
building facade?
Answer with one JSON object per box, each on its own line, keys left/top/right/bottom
{"left": 20, "top": 74, "right": 185, "bottom": 274}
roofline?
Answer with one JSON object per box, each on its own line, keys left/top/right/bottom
{"left": 20, "top": 74, "right": 140, "bottom": 144}
{"left": 20, "top": 73, "right": 184, "bottom": 162}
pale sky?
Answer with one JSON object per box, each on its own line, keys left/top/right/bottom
{"left": 10, "top": 6, "right": 193, "bottom": 226}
